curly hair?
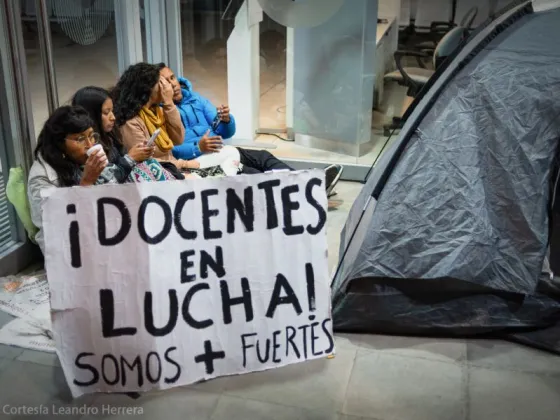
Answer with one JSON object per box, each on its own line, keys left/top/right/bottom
{"left": 34, "top": 106, "right": 94, "bottom": 187}
{"left": 112, "top": 62, "right": 160, "bottom": 126}
{"left": 71, "top": 86, "right": 121, "bottom": 161}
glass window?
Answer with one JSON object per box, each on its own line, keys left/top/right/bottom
{"left": 0, "top": 1, "right": 35, "bottom": 262}
{"left": 180, "top": 0, "right": 234, "bottom": 106}
{"left": 0, "top": 140, "right": 17, "bottom": 252}
{"left": 259, "top": 14, "right": 287, "bottom": 131}
{"left": 21, "top": 0, "right": 120, "bottom": 134}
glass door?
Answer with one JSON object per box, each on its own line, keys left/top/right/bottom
{"left": 179, "top": 0, "right": 234, "bottom": 106}
{"left": 258, "top": 13, "right": 286, "bottom": 132}
{"left": 0, "top": 0, "right": 37, "bottom": 274}
{"left": 0, "top": 152, "right": 15, "bottom": 251}
{"left": 0, "top": 0, "right": 130, "bottom": 275}
{"left": 20, "top": 0, "right": 120, "bottom": 134}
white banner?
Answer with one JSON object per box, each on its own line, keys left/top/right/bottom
{"left": 42, "top": 171, "right": 334, "bottom": 398}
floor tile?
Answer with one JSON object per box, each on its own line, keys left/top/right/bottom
{"left": 467, "top": 339, "right": 560, "bottom": 375}
{"left": 0, "top": 360, "right": 76, "bottom": 406}
{"left": 0, "top": 356, "right": 11, "bottom": 373}
{"left": 17, "top": 349, "right": 61, "bottom": 367}
{"left": 343, "top": 351, "right": 465, "bottom": 420}
{"left": 468, "top": 367, "right": 560, "bottom": 420}
{"left": 221, "top": 347, "right": 356, "bottom": 414}
{"left": 340, "top": 333, "right": 467, "bottom": 364}
{"left": 0, "top": 344, "right": 24, "bottom": 359}
{"left": 0, "top": 310, "right": 15, "bottom": 328}
{"left": 210, "top": 395, "right": 338, "bottom": 420}
{"left": 185, "top": 375, "right": 230, "bottom": 394}
{"left": 83, "top": 388, "right": 220, "bottom": 420}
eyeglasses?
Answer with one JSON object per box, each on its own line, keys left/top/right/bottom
{"left": 67, "top": 132, "right": 100, "bottom": 144}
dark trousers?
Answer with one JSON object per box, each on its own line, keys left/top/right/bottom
{"left": 237, "top": 148, "right": 293, "bottom": 174}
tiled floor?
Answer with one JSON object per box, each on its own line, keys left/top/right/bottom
{"left": 1, "top": 182, "right": 560, "bottom": 419}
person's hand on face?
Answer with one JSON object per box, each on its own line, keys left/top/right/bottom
{"left": 80, "top": 148, "right": 107, "bottom": 186}
{"left": 198, "top": 129, "right": 223, "bottom": 154}
{"left": 217, "top": 105, "right": 231, "bottom": 123}
{"left": 160, "top": 76, "right": 174, "bottom": 105}
{"left": 159, "top": 67, "right": 182, "bottom": 103}
{"left": 128, "top": 142, "right": 155, "bottom": 163}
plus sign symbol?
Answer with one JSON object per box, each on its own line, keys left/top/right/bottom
{"left": 195, "top": 340, "right": 226, "bottom": 374}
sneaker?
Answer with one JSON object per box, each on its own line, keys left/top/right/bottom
{"left": 325, "top": 164, "right": 343, "bottom": 197}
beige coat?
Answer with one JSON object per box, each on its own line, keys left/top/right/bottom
{"left": 120, "top": 103, "right": 185, "bottom": 164}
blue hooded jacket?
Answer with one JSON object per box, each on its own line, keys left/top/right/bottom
{"left": 172, "top": 77, "right": 236, "bottom": 160}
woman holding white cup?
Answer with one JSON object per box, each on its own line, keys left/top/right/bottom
{"left": 83, "top": 142, "right": 108, "bottom": 185}
{"left": 27, "top": 106, "right": 134, "bottom": 255}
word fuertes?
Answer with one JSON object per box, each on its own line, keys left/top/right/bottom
{"left": 66, "top": 177, "right": 326, "bottom": 268}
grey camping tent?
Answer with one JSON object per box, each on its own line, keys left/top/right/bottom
{"left": 331, "top": 0, "right": 560, "bottom": 353}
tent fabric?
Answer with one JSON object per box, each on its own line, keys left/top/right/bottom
{"left": 332, "top": 2, "right": 560, "bottom": 353}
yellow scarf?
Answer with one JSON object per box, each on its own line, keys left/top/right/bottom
{"left": 138, "top": 106, "right": 174, "bottom": 152}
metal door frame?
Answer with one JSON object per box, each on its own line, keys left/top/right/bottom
{"left": 0, "top": 0, "right": 42, "bottom": 275}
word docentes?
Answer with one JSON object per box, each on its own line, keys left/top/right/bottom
{"left": 66, "top": 178, "right": 326, "bottom": 268}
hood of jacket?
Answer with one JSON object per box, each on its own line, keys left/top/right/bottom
{"left": 178, "top": 76, "right": 195, "bottom": 104}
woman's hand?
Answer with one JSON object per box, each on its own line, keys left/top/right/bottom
{"left": 160, "top": 76, "right": 174, "bottom": 105}
{"left": 217, "top": 105, "right": 231, "bottom": 123}
{"left": 199, "top": 130, "right": 223, "bottom": 153}
{"left": 80, "top": 149, "right": 107, "bottom": 186}
{"left": 177, "top": 159, "right": 200, "bottom": 170}
{"left": 128, "top": 142, "right": 155, "bottom": 163}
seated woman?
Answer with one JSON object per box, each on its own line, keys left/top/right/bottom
{"left": 28, "top": 106, "right": 122, "bottom": 254}
{"left": 71, "top": 86, "right": 154, "bottom": 180}
{"left": 112, "top": 62, "right": 199, "bottom": 178}
{"left": 71, "top": 86, "right": 176, "bottom": 182}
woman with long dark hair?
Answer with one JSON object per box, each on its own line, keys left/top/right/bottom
{"left": 28, "top": 106, "right": 129, "bottom": 254}
{"left": 71, "top": 86, "right": 154, "bottom": 182}
{"left": 113, "top": 62, "right": 198, "bottom": 174}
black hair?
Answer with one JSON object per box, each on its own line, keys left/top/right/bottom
{"left": 156, "top": 62, "right": 167, "bottom": 70}
{"left": 71, "top": 86, "right": 120, "bottom": 161}
{"left": 112, "top": 62, "right": 160, "bottom": 126}
{"left": 34, "top": 106, "right": 94, "bottom": 187}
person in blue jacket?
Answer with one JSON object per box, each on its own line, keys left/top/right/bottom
{"left": 158, "top": 64, "right": 343, "bottom": 195}
{"left": 167, "top": 76, "right": 236, "bottom": 160}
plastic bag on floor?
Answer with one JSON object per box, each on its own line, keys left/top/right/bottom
{"left": 6, "top": 167, "right": 38, "bottom": 242}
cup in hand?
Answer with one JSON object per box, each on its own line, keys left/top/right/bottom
{"left": 87, "top": 144, "right": 108, "bottom": 164}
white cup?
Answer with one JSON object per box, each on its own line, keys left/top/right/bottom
{"left": 86, "top": 144, "right": 108, "bottom": 165}
{"left": 86, "top": 143, "right": 104, "bottom": 157}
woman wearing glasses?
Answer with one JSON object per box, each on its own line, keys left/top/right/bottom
{"left": 27, "top": 106, "right": 134, "bottom": 255}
